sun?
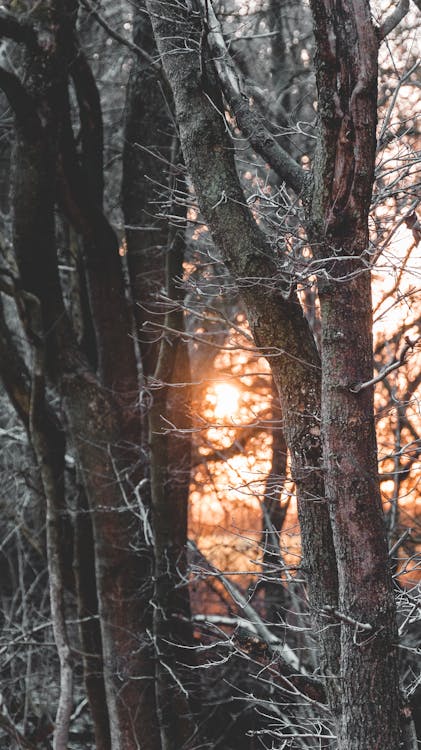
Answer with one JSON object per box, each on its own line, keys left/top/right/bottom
{"left": 213, "top": 383, "right": 240, "bottom": 420}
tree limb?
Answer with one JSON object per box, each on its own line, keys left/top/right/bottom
{"left": 189, "top": 540, "right": 302, "bottom": 673}
{"left": 350, "top": 336, "right": 420, "bottom": 393}
{"left": 377, "top": 0, "right": 410, "bottom": 40}
{"left": 0, "top": 66, "right": 41, "bottom": 137}
{"left": 202, "top": 0, "right": 307, "bottom": 195}
{"left": 80, "top": 0, "right": 157, "bottom": 66}
{"left": 0, "top": 8, "right": 37, "bottom": 48}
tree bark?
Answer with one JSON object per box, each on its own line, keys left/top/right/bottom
{"left": 309, "top": 0, "right": 401, "bottom": 744}
{"left": 122, "top": 3, "right": 171, "bottom": 377}
{"left": 1, "top": 7, "right": 159, "bottom": 746}
{"left": 145, "top": 0, "right": 341, "bottom": 719}
{"left": 148, "top": 153, "right": 197, "bottom": 749}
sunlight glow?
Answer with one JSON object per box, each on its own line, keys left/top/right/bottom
{"left": 213, "top": 383, "right": 240, "bottom": 420}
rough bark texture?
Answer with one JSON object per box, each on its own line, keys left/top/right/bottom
{"left": 309, "top": 0, "right": 401, "bottom": 745}
{"left": 2, "top": 5, "right": 159, "bottom": 746}
{"left": 145, "top": 0, "right": 340, "bottom": 718}
{"left": 122, "top": 4, "right": 170, "bottom": 377}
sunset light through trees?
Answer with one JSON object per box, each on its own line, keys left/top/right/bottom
{"left": 0, "top": 0, "right": 420, "bottom": 748}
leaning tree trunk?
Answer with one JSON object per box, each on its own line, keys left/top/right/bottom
{"left": 144, "top": 0, "right": 341, "bottom": 721}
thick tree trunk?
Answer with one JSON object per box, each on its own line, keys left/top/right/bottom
{"left": 145, "top": 0, "right": 341, "bottom": 719}
{"left": 309, "top": 0, "right": 401, "bottom": 744}
{"left": 319, "top": 270, "right": 400, "bottom": 749}
{"left": 3, "top": 12, "right": 159, "bottom": 746}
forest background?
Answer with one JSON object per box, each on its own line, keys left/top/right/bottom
{"left": 0, "top": 0, "right": 420, "bottom": 748}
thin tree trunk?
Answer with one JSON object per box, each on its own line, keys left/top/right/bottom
{"left": 149, "top": 146, "right": 197, "bottom": 749}
{"left": 28, "top": 299, "right": 73, "bottom": 750}
{"left": 73, "top": 481, "right": 111, "bottom": 750}
{"left": 260, "top": 384, "right": 290, "bottom": 627}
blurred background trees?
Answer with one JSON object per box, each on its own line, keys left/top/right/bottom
{"left": 0, "top": 0, "right": 420, "bottom": 748}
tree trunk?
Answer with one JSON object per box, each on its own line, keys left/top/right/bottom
{"left": 3, "top": 10, "right": 160, "bottom": 746}
{"left": 148, "top": 158, "right": 197, "bottom": 749}
{"left": 319, "top": 270, "right": 400, "bottom": 749}
{"left": 145, "top": 0, "right": 341, "bottom": 719}
{"left": 122, "top": 3, "right": 171, "bottom": 377}
{"left": 28, "top": 300, "right": 73, "bottom": 750}
{"left": 73, "top": 481, "right": 111, "bottom": 750}
{"left": 259, "top": 386, "right": 290, "bottom": 627}
{"left": 309, "top": 0, "right": 401, "bottom": 744}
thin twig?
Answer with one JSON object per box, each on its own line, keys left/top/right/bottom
{"left": 349, "top": 336, "right": 420, "bottom": 393}
{"left": 321, "top": 605, "right": 372, "bottom": 632}
{"left": 80, "top": 0, "right": 158, "bottom": 67}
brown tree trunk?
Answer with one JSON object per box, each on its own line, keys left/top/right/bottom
{"left": 309, "top": 0, "right": 401, "bottom": 744}
{"left": 319, "top": 271, "right": 400, "bottom": 749}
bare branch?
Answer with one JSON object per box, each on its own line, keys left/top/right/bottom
{"left": 202, "top": 0, "right": 307, "bottom": 195}
{"left": 377, "top": 0, "right": 410, "bottom": 40}
{"left": 189, "top": 540, "right": 302, "bottom": 673}
{"left": 80, "top": 0, "right": 158, "bottom": 67}
{"left": 389, "top": 528, "right": 412, "bottom": 558}
{"left": 0, "top": 8, "right": 37, "bottom": 48}
{"left": 349, "top": 336, "right": 420, "bottom": 393}
{"left": 321, "top": 605, "right": 373, "bottom": 632}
